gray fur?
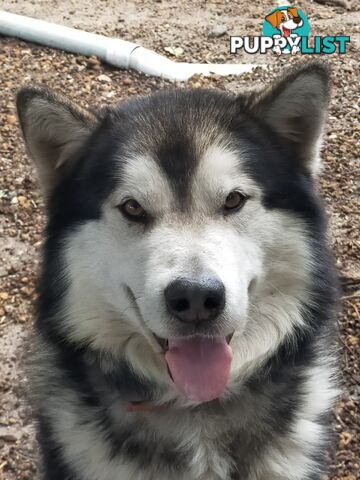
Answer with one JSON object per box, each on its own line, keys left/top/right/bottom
{"left": 17, "top": 62, "right": 338, "bottom": 480}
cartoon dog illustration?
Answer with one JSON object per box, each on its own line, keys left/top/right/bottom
{"left": 265, "top": 7, "right": 304, "bottom": 55}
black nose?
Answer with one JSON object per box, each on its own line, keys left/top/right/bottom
{"left": 164, "top": 277, "right": 225, "bottom": 324}
{"left": 293, "top": 16, "right": 301, "bottom": 24}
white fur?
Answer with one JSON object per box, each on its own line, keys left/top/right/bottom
{"left": 21, "top": 74, "right": 334, "bottom": 480}
{"left": 31, "top": 140, "right": 337, "bottom": 478}
{"left": 57, "top": 143, "right": 318, "bottom": 409}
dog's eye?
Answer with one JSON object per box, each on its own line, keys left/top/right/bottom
{"left": 120, "top": 199, "right": 146, "bottom": 219}
{"left": 281, "top": 15, "right": 286, "bottom": 21}
{"left": 224, "top": 191, "right": 247, "bottom": 212}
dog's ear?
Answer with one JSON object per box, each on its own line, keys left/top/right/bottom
{"left": 248, "top": 63, "right": 330, "bottom": 173}
{"left": 288, "top": 7, "right": 299, "bottom": 18}
{"left": 17, "top": 86, "right": 98, "bottom": 195}
{"left": 265, "top": 10, "right": 282, "bottom": 29}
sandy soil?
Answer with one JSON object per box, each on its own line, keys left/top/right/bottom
{"left": 0, "top": 1, "right": 359, "bottom": 479}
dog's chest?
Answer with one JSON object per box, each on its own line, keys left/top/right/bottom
{"left": 140, "top": 410, "right": 235, "bottom": 479}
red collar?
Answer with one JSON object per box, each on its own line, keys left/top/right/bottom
{"left": 126, "top": 401, "right": 168, "bottom": 412}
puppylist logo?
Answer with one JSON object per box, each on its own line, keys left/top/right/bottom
{"left": 230, "top": 5, "right": 350, "bottom": 55}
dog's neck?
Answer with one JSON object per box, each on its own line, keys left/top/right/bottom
{"left": 126, "top": 400, "right": 169, "bottom": 412}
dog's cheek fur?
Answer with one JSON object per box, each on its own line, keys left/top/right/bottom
{"left": 56, "top": 217, "right": 171, "bottom": 385}
{"left": 228, "top": 213, "right": 313, "bottom": 382}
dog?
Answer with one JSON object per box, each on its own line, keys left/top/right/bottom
{"left": 265, "top": 7, "right": 304, "bottom": 55}
{"left": 17, "top": 62, "right": 338, "bottom": 480}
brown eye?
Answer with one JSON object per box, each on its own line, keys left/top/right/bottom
{"left": 224, "top": 191, "right": 247, "bottom": 212}
{"left": 120, "top": 199, "right": 146, "bottom": 219}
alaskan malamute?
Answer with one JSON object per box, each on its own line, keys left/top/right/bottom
{"left": 17, "top": 62, "right": 338, "bottom": 480}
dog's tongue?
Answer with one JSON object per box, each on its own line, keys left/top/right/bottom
{"left": 283, "top": 27, "right": 291, "bottom": 37}
{"left": 165, "top": 336, "right": 232, "bottom": 403}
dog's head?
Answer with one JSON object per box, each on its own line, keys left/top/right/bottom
{"left": 266, "top": 7, "right": 304, "bottom": 36}
{"left": 17, "top": 63, "right": 330, "bottom": 404}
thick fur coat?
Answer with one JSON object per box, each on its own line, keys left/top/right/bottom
{"left": 17, "top": 63, "right": 338, "bottom": 480}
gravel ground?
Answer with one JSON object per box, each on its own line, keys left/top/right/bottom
{"left": 0, "top": 1, "right": 359, "bottom": 479}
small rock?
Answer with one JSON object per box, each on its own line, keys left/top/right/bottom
{"left": 164, "top": 46, "right": 184, "bottom": 57}
{"left": 87, "top": 56, "right": 101, "bottom": 70}
{"left": 347, "top": 335, "right": 359, "bottom": 346}
{"left": 17, "top": 195, "right": 31, "bottom": 208}
{"left": 97, "top": 74, "right": 112, "bottom": 83}
{"left": 339, "top": 431, "right": 353, "bottom": 448}
{"left": 0, "top": 434, "right": 17, "bottom": 443}
{"left": 0, "top": 427, "right": 18, "bottom": 443}
{"left": 208, "top": 24, "right": 227, "bottom": 38}
{"left": 6, "top": 114, "right": 17, "bottom": 125}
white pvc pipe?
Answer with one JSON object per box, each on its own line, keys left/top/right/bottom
{"left": 0, "top": 11, "right": 260, "bottom": 81}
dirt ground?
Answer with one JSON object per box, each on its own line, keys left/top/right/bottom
{"left": 0, "top": 1, "right": 359, "bottom": 479}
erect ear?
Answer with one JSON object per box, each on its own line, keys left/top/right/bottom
{"left": 265, "top": 10, "right": 282, "bottom": 29}
{"left": 248, "top": 63, "right": 330, "bottom": 174}
{"left": 16, "top": 86, "right": 98, "bottom": 195}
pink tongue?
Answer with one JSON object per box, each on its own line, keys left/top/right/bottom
{"left": 165, "top": 336, "right": 232, "bottom": 403}
{"left": 283, "top": 27, "right": 290, "bottom": 37}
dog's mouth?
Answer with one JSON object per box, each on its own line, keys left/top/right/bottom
{"left": 282, "top": 26, "right": 291, "bottom": 37}
{"left": 125, "top": 286, "right": 234, "bottom": 403}
{"left": 154, "top": 333, "right": 234, "bottom": 403}
{"left": 154, "top": 333, "right": 234, "bottom": 352}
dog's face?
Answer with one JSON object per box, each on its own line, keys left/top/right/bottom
{"left": 266, "top": 7, "right": 304, "bottom": 36}
{"left": 17, "top": 64, "right": 329, "bottom": 403}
